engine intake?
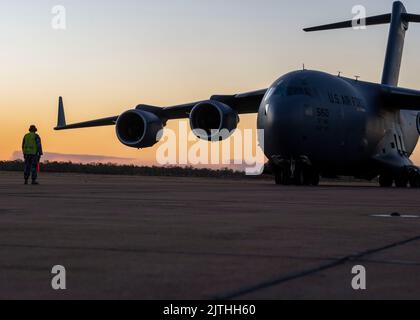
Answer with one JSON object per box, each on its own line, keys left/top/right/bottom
{"left": 417, "top": 113, "right": 420, "bottom": 135}
{"left": 116, "top": 109, "right": 163, "bottom": 148}
{"left": 189, "top": 101, "right": 239, "bottom": 140}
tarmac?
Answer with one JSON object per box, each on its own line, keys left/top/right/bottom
{"left": 0, "top": 171, "right": 419, "bottom": 300}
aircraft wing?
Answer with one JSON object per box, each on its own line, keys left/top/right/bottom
{"left": 54, "top": 117, "right": 119, "bottom": 130}
{"left": 159, "top": 89, "right": 267, "bottom": 120}
{"left": 381, "top": 86, "right": 420, "bottom": 111}
{"left": 54, "top": 89, "right": 266, "bottom": 130}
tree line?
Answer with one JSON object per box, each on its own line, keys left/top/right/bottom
{"left": 0, "top": 160, "right": 264, "bottom": 179}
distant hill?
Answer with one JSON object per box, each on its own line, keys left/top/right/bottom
{"left": 10, "top": 151, "right": 138, "bottom": 165}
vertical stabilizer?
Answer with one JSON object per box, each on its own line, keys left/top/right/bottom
{"left": 381, "top": 1, "right": 408, "bottom": 86}
{"left": 304, "top": 1, "right": 420, "bottom": 87}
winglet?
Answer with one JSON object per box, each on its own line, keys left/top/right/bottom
{"left": 57, "top": 96, "right": 66, "bottom": 129}
{"left": 54, "top": 97, "right": 119, "bottom": 131}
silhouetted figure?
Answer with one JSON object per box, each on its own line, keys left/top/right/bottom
{"left": 22, "top": 125, "right": 43, "bottom": 185}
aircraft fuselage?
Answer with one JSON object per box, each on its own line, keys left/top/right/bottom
{"left": 257, "top": 70, "right": 419, "bottom": 179}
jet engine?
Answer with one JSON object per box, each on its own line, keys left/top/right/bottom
{"left": 189, "top": 101, "right": 239, "bottom": 140}
{"left": 417, "top": 113, "right": 420, "bottom": 135}
{"left": 116, "top": 109, "right": 163, "bottom": 148}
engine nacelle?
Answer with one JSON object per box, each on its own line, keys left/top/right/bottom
{"left": 417, "top": 112, "right": 420, "bottom": 135}
{"left": 189, "top": 101, "right": 239, "bottom": 141}
{"left": 116, "top": 109, "right": 163, "bottom": 148}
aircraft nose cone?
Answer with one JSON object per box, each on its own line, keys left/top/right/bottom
{"left": 260, "top": 96, "right": 304, "bottom": 157}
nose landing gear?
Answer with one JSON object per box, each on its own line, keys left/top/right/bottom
{"left": 272, "top": 156, "right": 320, "bottom": 186}
{"left": 378, "top": 173, "right": 393, "bottom": 188}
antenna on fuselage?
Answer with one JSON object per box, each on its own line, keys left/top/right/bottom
{"left": 337, "top": 71, "right": 342, "bottom": 77}
{"left": 355, "top": 75, "right": 360, "bottom": 81}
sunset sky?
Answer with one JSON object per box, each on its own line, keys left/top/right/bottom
{"left": 1, "top": 0, "right": 420, "bottom": 165}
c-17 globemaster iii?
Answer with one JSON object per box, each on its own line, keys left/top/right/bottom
{"left": 56, "top": 1, "right": 420, "bottom": 188}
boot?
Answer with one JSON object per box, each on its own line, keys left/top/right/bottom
{"left": 24, "top": 179, "right": 28, "bottom": 185}
{"left": 31, "top": 180, "right": 39, "bottom": 185}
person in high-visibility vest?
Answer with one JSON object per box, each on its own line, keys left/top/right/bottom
{"left": 22, "top": 125, "right": 43, "bottom": 185}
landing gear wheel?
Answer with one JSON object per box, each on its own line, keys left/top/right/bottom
{"left": 409, "top": 172, "right": 420, "bottom": 188}
{"left": 379, "top": 174, "right": 393, "bottom": 188}
{"left": 302, "top": 169, "right": 312, "bottom": 186}
{"left": 293, "top": 167, "right": 305, "bottom": 186}
{"left": 395, "top": 176, "right": 408, "bottom": 188}
{"left": 274, "top": 170, "right": 282, "bottom": 185}
{"left": 273, "top": 162, "right": 319, "bottom": 187}
{"left": 274, "top": 168, "right": 292, "bottom": 185}
{"left": 281, "top": 168, "right": 292, "bottom": 185}
{"left": 295, "top": 165, "right": 319, "bottom": 186}
{"left": 310, "top": 172, "right": 320, "bottom": 186}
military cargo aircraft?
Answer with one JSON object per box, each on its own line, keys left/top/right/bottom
{"left": 56, "top": 1, "right": 420, "bottom": 188}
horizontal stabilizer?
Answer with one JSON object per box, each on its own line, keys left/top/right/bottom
{"left": 304, "top": 14, "right": 391, "bottom": 32}
{"left": 403, "top": 13, "right": 420, "bottom": 23}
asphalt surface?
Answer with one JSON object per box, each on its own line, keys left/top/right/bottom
{"left": 0, "top": 171, "right": 419, "bottom": 300}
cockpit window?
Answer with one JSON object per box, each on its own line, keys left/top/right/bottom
{"left": 263, "top": 87, "right": 275, "bottom": 102}
{"left": 273, "top": 84, "right": 287, "bottom": 97}
{"left": 271, "top": 83, "right": 317, "bottom": 98}
{"left": 286, "top": 86, "right": 317, "bottom": 97}
{"left": 265, "top": 78, "right": 318, "bottom": 101}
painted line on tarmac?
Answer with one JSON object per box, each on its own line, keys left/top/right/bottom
{"left": 214, "top": 234, "right": 420, "bottom": 300}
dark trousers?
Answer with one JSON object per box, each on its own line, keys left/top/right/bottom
{"left": 24, "top": 155, "right": 39, "bottom": 181}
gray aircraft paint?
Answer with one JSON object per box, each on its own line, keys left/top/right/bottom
{"left": 257, "top": 70, "right": 418, "bottom": 178}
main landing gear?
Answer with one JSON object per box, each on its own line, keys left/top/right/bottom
{"left": 272, "top": 157, "right": 320, "bottom": 186}
{"left": 379, "top": 167, "right": 420, "bottom": 188}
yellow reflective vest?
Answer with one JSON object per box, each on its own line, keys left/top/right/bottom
{"left": 23, "top": 133, "right": 39, "bottom": 155}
